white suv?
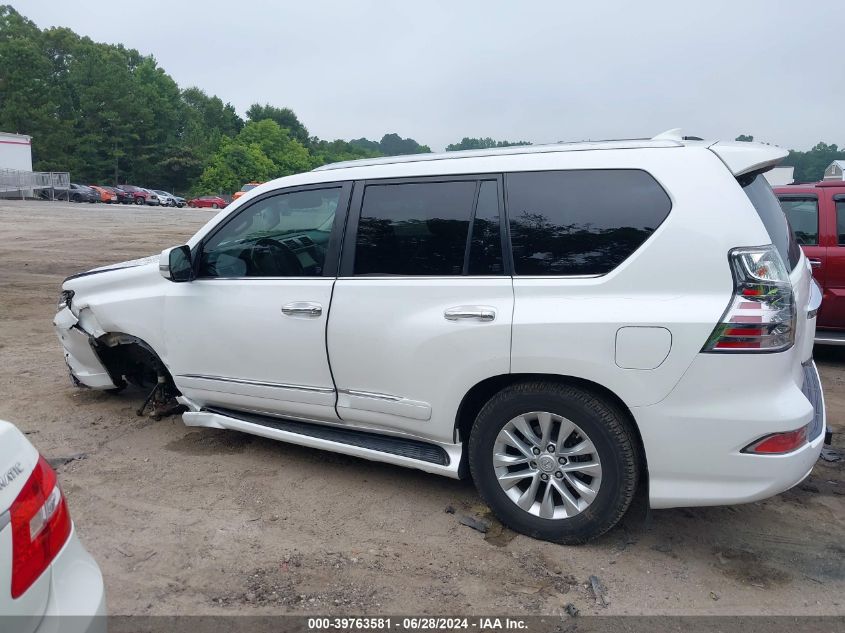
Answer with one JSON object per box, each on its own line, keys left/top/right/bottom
{"left": 54, "top": 130, "right": 825, "bottom": 543}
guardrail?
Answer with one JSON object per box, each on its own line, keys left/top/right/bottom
{"left": 0, "top": 168, "right": 70, "bottom": 198}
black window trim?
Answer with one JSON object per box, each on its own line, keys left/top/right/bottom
{"left": 193, "top": 181, "right": 353, "bottom": 280}
{"left": 338, "top": 173, "right": 510, "bottom": 278}
{"left": 503, "top": 167, "right": 673, "bottom": 278}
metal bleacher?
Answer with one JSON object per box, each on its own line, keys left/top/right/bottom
{"left": 0, "top": 168, "right": 70, "bottom": 199}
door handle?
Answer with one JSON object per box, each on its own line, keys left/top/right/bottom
{"left": 444, "top": 306, "right": 496, "bottom": 322}
{"left": 282, "top": 302, "right": 322, "bottom": 318}
{"left": 809, "top": 258, "right": 822, "bottom": 268}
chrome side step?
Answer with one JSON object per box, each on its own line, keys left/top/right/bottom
{"left": 181, "top": 407, "right": 462, "bottom": 479}
{"left": 815, "top": 331, "right": 845, "bottom": 346}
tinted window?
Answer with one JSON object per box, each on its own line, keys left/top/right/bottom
{"left": 742, "top": 175, "right": 800, "bottom": 270}
{"left": 507, "top": 170, "right": 671, "bottom": 276}
{"left": 837, "top": 200, "right": 845, "bottom": 245}
{"left": 468, "top": 180, "right": 504, "bottom": 275}
{"left": 199, "top": 188, "right": 340, "bottom": 278}
{"left": 354, "top": 181, "right": 476, "bottom": 275}
{"left": 778, "top": 197, "right": 818, "bottom": 245}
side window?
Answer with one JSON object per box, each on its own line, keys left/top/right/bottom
{"left": 506, "top": 169, "right": 672, "bottom": 276}
{"left": 468, "top": 180, "right": 504, "bottom": 275}
{"left": 353, "top": 181, "right": 477, "bottom": 275}
{"left": 778, "top": 197, "right": 819, "bottom": 245}
{"left": 199, "top": 188, "right": 341, "bottom": 278}
{"left": 837, "top": 200, "right": 845, "bottom": 245}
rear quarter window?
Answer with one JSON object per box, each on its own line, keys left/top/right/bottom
{"left": 506, "top": 169, "right": 672, "bottom": 276}
{"left": 741, "top": 175, "right": 801, "bottom": 270}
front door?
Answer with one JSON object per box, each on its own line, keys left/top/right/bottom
{"left": 164, "top": 183, "right": 350, "bottom": 421}
{"left": 327, "top": 176, "right": 513, "bottom": 444}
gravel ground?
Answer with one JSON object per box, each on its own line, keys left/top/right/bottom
{"left": 0, "top": 199, "right": 843, "bottom": 616}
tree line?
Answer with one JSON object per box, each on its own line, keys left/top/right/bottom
{"left": 4, "top": 5, "right": 840, "bottom": 196}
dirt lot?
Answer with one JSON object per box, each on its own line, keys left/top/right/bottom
{"left": 0, "top": 200, "right": 843, "bottom": 616}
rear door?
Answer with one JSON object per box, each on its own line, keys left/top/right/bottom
{"left": 0, "top": 421, "right": 48, "bottom": 633}
{"left": 778, "top": 192, "right": 826, "bottom": 293}
{"left": 823, "top": 194, "right": 845, "bottom": 329}
{"left": 327, "top": 175, "right": 513, "bottom": 444}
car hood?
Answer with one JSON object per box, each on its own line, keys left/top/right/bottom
{"left": 64, "top": 254, "right": 159, "bottom": 282}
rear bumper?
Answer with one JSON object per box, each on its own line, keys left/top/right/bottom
{"left": 634, "top": 354, "right": 825, "bottom": 509}
{"left": 53, "top": 308, "right": 115, "bottom": 390}
{"left": 33, "top": 526, "right": 106, "bottom": 633}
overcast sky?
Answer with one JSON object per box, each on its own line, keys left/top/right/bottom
{"left": 15, "top": 0, "right": 843, "bottom": 151}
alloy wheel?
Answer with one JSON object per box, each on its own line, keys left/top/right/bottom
{"left": 493, "top": 411, "right": 602, "bottom": 519}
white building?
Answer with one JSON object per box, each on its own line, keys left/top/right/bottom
{"left": 763, "top": 166, "right": 794, "bottom": 186}
{"left": 0, "top": 132, "right": 33, "bottom": 172}
{"left": 823, "top": 160, "right": 845, "bottom": 181}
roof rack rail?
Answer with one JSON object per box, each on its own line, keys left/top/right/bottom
{"left": 313, "top": 135, "right": 683, "bottom": 172}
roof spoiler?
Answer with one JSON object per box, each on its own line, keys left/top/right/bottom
{"left": 708, "top": 141, "right": 789, "bottom": 177}
{"left": 650, "top": 129, "right": 788, "bottom": 177}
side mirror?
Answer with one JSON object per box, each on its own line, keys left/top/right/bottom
{"left": 159, "top": 245, "right": 193, "bottom": 282}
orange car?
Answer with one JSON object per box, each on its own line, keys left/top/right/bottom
{"left": 232, "top": 181, "right": 263, "bottom": 201}
{"left": 88, "top": 185, "right": 117, "bottom": 203}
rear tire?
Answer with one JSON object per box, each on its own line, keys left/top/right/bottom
{"left": 135, "top": 197, "right": 144, "bottom": 205}
{"left": 468, "top": 381, "right": 638, "bottom": 544}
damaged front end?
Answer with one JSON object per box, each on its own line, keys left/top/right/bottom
{"left": 54, "top": 298, "right": 182, "bottom": 419}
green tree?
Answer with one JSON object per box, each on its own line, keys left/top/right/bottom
{"left": 237, "top": 119, "right": 311, "bottom": 177}
{"left": 246, "top": 103, "right": 309, "bottom": 145}
{"left": 445, "top": 137, "right": 532, "bottom": 151}
{"left": 735, "top": 134, "right": 754, "bottom": 142}
{"left": 196, "top": 138, "right": 275, "bottom": 194}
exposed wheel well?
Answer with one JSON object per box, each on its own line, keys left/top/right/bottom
{"left": 455, "top": 373, "right": 647, "bottom": 484}
{"left": 92, "top": 332, "right": 176, "bottom": 392}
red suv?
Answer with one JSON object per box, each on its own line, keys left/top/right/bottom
{"left": 775, "top": 181, "right": 845, "bottom": 343}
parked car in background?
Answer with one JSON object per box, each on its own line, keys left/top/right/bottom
{"left": 55, "top": 132, "right": 824, "bottom": 544}
{"left": 153, "top": 190, "right": 186, "bottom": 208}
{"left": 0, "top": 418, "right": 106, "bottom": 632}
{"left": 232, "top": 181, "right": 263, "bottom": 201}
{"left": 187, "top": 195, "right": 227, "bottom": 209}
{"left": 68, "top": 184, "right": 98, "bottom": 203}
{"left": 99, "top": 186, "right": 132, "bottom": 205}
{"left": 117, "top": 185, "right": 159, "bottom": 206}
{"left": 88, "top": 185, "right": 117, "bottom": 204}
{"left": 119, "top": 185, "right": 159, "bottom": 206}
{"left": 775, "top": 181, "right": 844, "bottom": 344}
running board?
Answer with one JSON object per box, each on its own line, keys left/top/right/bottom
{"left": 181, "top": 407, "right": 462, "bottom": 479}
{"left": 815, "top": 331, "right": 845, "bottom": 346}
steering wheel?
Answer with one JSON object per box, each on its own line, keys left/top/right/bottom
{"left": 247, "top": 238, "right": 304, "bottom": 276}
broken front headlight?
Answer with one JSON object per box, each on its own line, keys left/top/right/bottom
{"left": 57, "top": 289, "right": 74, "bottom": 311}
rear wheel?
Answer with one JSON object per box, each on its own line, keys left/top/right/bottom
{"left": 135, "top": 197, "right": 144, "bottom": 205}
{"left": 469, "top": 381, "right": 638, "bottom": 544}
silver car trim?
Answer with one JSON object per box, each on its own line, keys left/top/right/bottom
{"left": 178, "top": 374, "right": 335, "bottom": 394}
{"left": 338, "top": 388, "right": 402, "bottom": 402}
{"left": 0, "top": 510, "right": 10, "bottom": 533}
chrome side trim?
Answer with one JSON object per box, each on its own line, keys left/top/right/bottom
{"left": 808, "top": 278, "right": 822, "bottom": 319}
{"left": 0, "top": 510, "right": 10, "bottom": 533}
{"left": 178, "top": 374, "right": 335, "bottom": 394}
{"left": 814, "top": 333, "right": 845, "bottom": 346}
{"left": 338, "top": 388, "right": 401, "bottom": 402}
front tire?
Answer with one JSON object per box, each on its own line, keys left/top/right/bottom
{"left": 468, "top": 381, "right": 638, "bottom": 544}
{"left": 135, "top": 197, "right": 144, "bottom": 205}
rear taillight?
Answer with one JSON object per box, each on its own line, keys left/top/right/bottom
{"left": 703, "top": 245, "right": 795, "bottom": 352}
{"left": 742, "top": 423, "right": 810, "bottom": 454}
{"left": 10, "top": 456, "right": 72, "bottom": 599}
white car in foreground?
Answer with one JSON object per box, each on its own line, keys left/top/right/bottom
{"left": 0, "top": 420, "right": 105, "bottom": 631}
{"left": 54, "top": 130, "right": 825, "bottom": 543}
